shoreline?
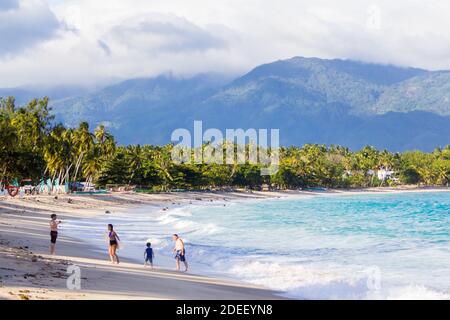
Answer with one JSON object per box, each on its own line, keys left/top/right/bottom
{"left": 1, "top": 186, "right": 449, "bottom": 300}
{"left": 0, "top": 191, "right": 286, "bottom": 300}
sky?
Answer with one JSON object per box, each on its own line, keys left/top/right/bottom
{"left": 0, "top": 0, "right": 449, "bottom": 88}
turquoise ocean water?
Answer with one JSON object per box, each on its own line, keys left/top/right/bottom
{"left": 64, "top": 191, "right": 450, "bottom": 299}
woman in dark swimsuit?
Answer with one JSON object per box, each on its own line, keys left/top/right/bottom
{"left": 108, "top": 224, "right": 120, "bottom": 264}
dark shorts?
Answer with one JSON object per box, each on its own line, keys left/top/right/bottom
{"left": 109, "top": 240, "right": 118, "bottom": 246}
{"left": 175, "top": 250, "right": 186, "bottom": 262}
{"left": 50, "top": 231, "right": 58, "bottom": 244}
{"left": 145, "top": 257, "right": 153, "bottom": 263}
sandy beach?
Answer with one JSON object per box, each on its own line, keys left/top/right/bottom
{"left": 0, "top": 191, "right": 285, "bottom": 300}
{"left": 1, "top": 186, "right": 448, "bottom": 300}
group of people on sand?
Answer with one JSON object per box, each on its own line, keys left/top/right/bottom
{"left": 49, "top": 214, "right": 189, "bottom": 272}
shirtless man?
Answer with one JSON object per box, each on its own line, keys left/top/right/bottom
{"left": 172, "top": 234, "right": 188, "bottom": 272}
{"left": 50, "top": 214, "right": 61, "bottom": 255}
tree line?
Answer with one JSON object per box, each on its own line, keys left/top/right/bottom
{"left": 1, "top": 97, "right": 449, "bottom": 192}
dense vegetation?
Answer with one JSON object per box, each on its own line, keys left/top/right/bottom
{"left": 1, "top": 97, "right": 449, "bottom": 192}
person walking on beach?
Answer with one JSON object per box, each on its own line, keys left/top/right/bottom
{"left": 50, "top": 214, "right": 61, "bottom": 255}
{"left": 144, "top": 242, "right": 155, "bottom": 269}
{"left": 108, "top": 224, "right": 120, "bottom": 264}
{"left": 172, "top": 234, "right": 188, "bottom": 272}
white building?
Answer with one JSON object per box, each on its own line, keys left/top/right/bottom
{"left": 377, "top": 169, "right": 395, "bottom": 181}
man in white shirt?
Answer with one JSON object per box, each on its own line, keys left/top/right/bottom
{"left": 172, "top": 234, "right": 188, "bottom": 272}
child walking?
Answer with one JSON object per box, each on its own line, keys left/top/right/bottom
{"left": 144, "top": 242, "right": 155, "bottom": 269}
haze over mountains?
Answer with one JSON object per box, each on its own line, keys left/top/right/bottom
{"left": 3, "top": 57, "right": 450, "bottom": 151}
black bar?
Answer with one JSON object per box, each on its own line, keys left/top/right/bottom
{"left": 1, "top": 300, "right": 446, "bottom": 319}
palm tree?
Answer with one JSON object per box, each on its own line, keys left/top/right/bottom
{"left": 83, "top": 145, "right": 103, "bottom": 186}
{"left": 94, "top": 125, "right": 116, "bottom": 158}
{"left": 125, "top": 145, "right": 145, "bottom": 185}
{"left": 153, "top": 145, "right": 174, "bottom": 191}
{"left": 72, "top": 122, "right": 94, "bottom": 184}
{"left": 377, "top": 149, "right": 395, "bottom": 186}
{"left": 43, "top": 126, "right": 75, "bottom": 192}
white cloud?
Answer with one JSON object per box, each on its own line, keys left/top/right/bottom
{"left": 105, "top": 14, "right": 227, "bottom": 54}
{"left": 0, "top": 0, "right": 62, "bottom": 57}
{"left": 1, "top": 0, "right": 450, "bottom": 87}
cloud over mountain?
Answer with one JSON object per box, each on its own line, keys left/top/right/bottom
{"left": 0, "top": 1, "right": 450, "bottom": 87}
{"left": 105, "top": 14, "right": 227, "bottom": 55}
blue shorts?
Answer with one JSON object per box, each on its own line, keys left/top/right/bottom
{"left": 175, "top": 250, "right": 186, "bottom": 262}
{"left": 145, "top": 257, "right": 153, "bottom": 263}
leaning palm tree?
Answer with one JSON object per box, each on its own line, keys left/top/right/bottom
{"left": 43, "top": 126, "right": 74, "bottom": 193}
{"left": 72, "top": 122, "right": 94, "bottom": 184}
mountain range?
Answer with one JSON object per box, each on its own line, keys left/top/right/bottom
{"left": 3, "top": 57, "right": 450, "bottom": 151}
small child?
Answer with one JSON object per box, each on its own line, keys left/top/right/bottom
{"left": 144, "top": 242, "right": 155, "bottom": 269}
